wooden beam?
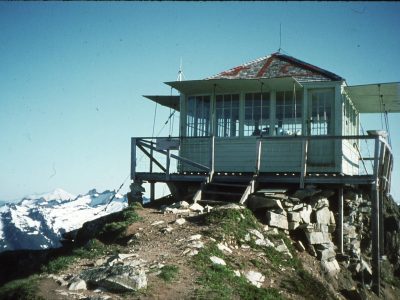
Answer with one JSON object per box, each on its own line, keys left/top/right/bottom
{"left": 137, "top": 144, "right": 167, "bottom": 172}
{"left": 137, "top": 141, "right": 210, "bottom": 171}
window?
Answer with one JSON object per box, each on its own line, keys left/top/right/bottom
{"left": 216, "top": 94, "right": 239, "bottom": 137}
{"left": 187, "top": 95, "right": 210, "bottom": 137}
{"left": 310, "top": 89, "right": 333, "bottom": 135}
{"left": 344, "top": 95, "right": 358, "bottom": 136}
{"left": 276, "top": 91, "right": 302, "bottom": 135}
{"left": 244, "top": 93, "right": 270, "bottom": 136}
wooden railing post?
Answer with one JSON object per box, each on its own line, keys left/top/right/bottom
{"left": 255, "top": 138, "right": 262, "bottom": 176}
{"left": 300, "top": 138, "right": 309, "bottom": 188}
{"left": 166, "top": 149, "right": 171, "bottom": 180}
{"left": 209, "top": 135, "right": 215, "bottom": 181}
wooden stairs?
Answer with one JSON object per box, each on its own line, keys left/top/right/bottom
{"left": 193, "top": 180, "right": 254, "bottom": 206}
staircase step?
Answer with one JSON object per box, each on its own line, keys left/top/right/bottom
{"left": 197, "top": 199, "right": 239, "bottom": 205}
{"left": 207, "top": 182, "right": 248, "bottom": 188}
{"left": 202, "top": 190, "right": 243, "bottom": 197}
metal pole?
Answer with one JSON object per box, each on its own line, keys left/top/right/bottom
{"left": 338, "top": 187, "right": 344, "bottom": 254}
{"left": 131, "top": 138, "right": 137, "bottom": 180}
{"left": 371, "top": 137, "right": 381, "bottom": 295}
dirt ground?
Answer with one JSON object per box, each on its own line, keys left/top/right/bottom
{"left": 34, "top": 206, "right": 400, "bottom": 300}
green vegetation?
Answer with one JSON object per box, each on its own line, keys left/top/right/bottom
{"left": 194, "top": 244, "right": 283, "bottom": 300}
{"left": 0, "top": 275, "right": 43, "bottom": 300}
{"left": 41, "top": 206, "right": 141, "bottom": 274}
{"left": 281, "top": 269, "right": 334, "bottom": 300}
{"left": 158, "top": 265, "right": 179, "bottom": 282}
{"left": 41, "top": 239, "right": 120, "bottom": 274}
{"left": 381, "top": 260, "right": 400, "bottom": 288}
{"left": 99, "top": 206, "right": 141, "bottom": 241}
{"left": 204, "top": 208, "right": 260, "bottom": 242}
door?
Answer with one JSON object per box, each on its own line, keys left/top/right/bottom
{"left": 307, "top": 89, "right": 335, "bottom": 169}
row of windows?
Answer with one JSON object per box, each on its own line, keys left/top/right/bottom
{"left": 186, "top": 90, "right": 334, "bottom": 137}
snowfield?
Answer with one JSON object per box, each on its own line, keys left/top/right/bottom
{"left": 0, "top": 188, "right": 128, "bottom": 252}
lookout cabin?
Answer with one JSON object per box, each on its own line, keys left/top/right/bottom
{"left": 131, "top": 52, "right": 398, "bottom": 204}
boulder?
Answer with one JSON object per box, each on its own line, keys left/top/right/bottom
{"left": 210, "top": 256, "right": 226, "bottom": 266}
{"left": 189, "top": 203, "right": 204, "bottom": 213}
{"left": 305, "top": 232, "right": 331, "bottom": 245}
{"left": 288, "top": 212, "right": 301, "bottom": 222}
{"left": 81, "top": 265, "right": 147, "bottom": 292}
{"left": 248, "top": 229, "right": 264, "bottom": 240}
{"left": 299, "top": 205, "right": 312, "bottom": 224}
{"left": 321, "top": 259, "right": 340, "bottom": 276}
{"left": 247, "top": 195, "right": 284, "bottom": 211}
{"left": 316, "top": 248, "right": 336, "bottom": 261}
{"left": 68, "top": 277, "right": 87, "bottom": 291}
{"left": 275, "top": 239, "right": 292, "bottom": 258}
{"left": 244, "top": 270, "right": 265, "bottom": 288}
{"left": 315, "top": 207, "right": 331, "bottom": 224}
{"left": 266, "top": 211, "right": 288, "bottom": 230}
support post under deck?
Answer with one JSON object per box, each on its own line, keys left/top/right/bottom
{"left": 371, "top": 184, "right": 381, "bottom": 295}
{"left": 338, "top": 187, "right": 344, "bottom": 254}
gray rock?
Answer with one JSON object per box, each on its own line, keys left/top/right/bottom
{"left": 315, "top": 207, "right": 331, "bottom": 224}
{"left": 244, "top": 270, "right": 265, "bottom": 288}
{"left": 305, "top": 232, "right": 331, "bottom": 244}
{"left": 68, "top": 277, "right": 87, "bottom": 291}
{"left": 247, "top": 195, "right": 284, "bottom": 211}
{"left": 275, "top": 239, "right": 292, "bottom": 258}
{"left": 321, "top": 259, "right": 340, "bottom": 276}
{"left": 288, "top": 221, "right": 300, "bottom": 230}
{"left": 266, "top": 211, "right": 288, "bottom": 230}
{"left": 299, "top": 205, "right": 312, "bottom": 224}
{"left": 292, "top": 203, "right": 305, "bottom": 211}
{"left": 288, "top": 212, "right": 301, "bottom": 222}
{"left": 294, "top": 240, "right": 306, "bottom": 252}
{"left": 317, "top": 248, "right": 336, "bottom": 261}
{"left": 215, "top": 203, "right": 244, "bottom": 210}
{"left": 81, "top": 265, "right": 147, "bottom": 292}
{"left": 312, "top": 198, "right": 330, "bottom": 210}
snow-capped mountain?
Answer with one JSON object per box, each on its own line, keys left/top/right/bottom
{"left": 0, "top": 188, "right": 128, "bottom": 252}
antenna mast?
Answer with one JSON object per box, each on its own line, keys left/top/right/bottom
{"left": 177, "top": 58, "right": 185, "bottom": 81}
{"left": 278, "top": 23, "right": 282, "bottom": 53}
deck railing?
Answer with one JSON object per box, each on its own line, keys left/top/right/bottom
{"left": 131, "top": 134, "right": 393, "bottom": 191}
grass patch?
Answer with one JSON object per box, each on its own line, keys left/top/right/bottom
{"left": 193, "top": 244, "right": 283, "bottom": 300}
{"left": 281, "top": 269, "right": 335, "bottom": 300}
{"left": 204, "top": 208, "right": 260, "bottom": 242}
{"left": 98, "top": 206, "right": 141, "bottom": 242}
{"left": 41, "top": 239, "right": 120, "bottom": 274}
{"left": 0, "top": 275, "right": 43, "bottom": 300}
{"left": 158, "top": 265, "right": 179, "bottom": 282}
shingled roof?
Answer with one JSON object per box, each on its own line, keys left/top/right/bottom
{"left": 207, "top": 52, "right": 344, "bottom": 82}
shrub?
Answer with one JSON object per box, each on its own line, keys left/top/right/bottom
{"left": 158, "top": 265, "right": 179, "bottom": 282}
{"left": 0, "top": 276, "right": 42, "bottom": 300}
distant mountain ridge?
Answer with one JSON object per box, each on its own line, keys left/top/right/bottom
{"left": 0, "top": 188, "right": 127, "bottom": 253}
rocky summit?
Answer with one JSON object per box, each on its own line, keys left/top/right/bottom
{"left": 1, "top": 187, "right": 400, "bottom": 300}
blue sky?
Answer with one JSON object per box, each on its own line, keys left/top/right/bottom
{"left": 0, "top": 2, "right": 399, "bottom": 201}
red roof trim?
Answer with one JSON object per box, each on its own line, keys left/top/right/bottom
{"left": 275, "top": 53, "right": 343, "bottom": 81}
{"left": 256, "top": 55, "right": 275, "bottom": 77}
